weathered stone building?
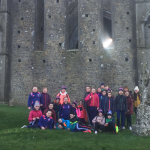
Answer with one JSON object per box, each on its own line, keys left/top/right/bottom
{"left": 0, "top": 0, "right": 150, "bottom": 105}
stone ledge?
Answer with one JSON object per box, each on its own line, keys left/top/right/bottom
{"left": 66, "top": 49, "right": 80, "bottom": 52}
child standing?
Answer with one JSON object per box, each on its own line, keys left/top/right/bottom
{"left": 115, "top": 87, "right": 127, "bottom": 130}
{"left": 92, "top": 109, "right": 105, "bottom": 134}
{"left": 104, "top": 110, "right": 116, "bottom": 134}
{"left": 53, "top": 96, "right": 61, "bottom": 122}
{"left": 43, "top": 103, "right": 56, "bottom": 123}
{"left": 85, "top": 88, "right": 99, "bottom": 126}
{"left": 57, "top": 86, "right": 70, "bottom": 105}
{"left": 125, "top": 91, "right": 133, "bottom": 130}
{"left": 28, "top": 87, "right": 43, "bottom": 110}
{"left": 59, "top": 97, "right": 72, "bottom": 120}
{"left": 133, "top": 86, "right": 141, "bottom": 114}
{"left": 28, "top": 102, "right": 42, "bottom": 125}
{"left": 105, "top": 92, "right": 115, "bottom": 114}
{"left": 41, "top": 87, "right": 51, "bottom": 113}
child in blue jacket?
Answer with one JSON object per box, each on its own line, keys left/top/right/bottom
{"left": 59, "top": 97, "right": 72, "bottom": 120}
{"left": 21, "top": 110, "right": 55, "bottom": 129}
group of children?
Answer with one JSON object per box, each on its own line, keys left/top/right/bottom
{"left": 22, "top": 84, "right": 141, "bottom": 134}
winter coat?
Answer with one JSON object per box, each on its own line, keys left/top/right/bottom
{"left": 57, "top": 91, "right": 70, "bottom": 105}
{"left": 78, "top": 105, "right": 88, "bottom": 122}
{"left": 41, "top": 93, "right": 51, "bottom": 109}
{"left": 28, "top": 110, "right": 42, "bottom": 123}
{"left": 28, "top": 92, "right": 43, "bottom": 107}
{"left": 99, "top": 95, "right": 107, "bottom": 112}
{"left": 38, "top": 115, "right": 54, "bottom": 129}
{"left": 59, "top": 103, "right": 72, "bottom": 120}
{"left": 115, "top": 94, "right": 127, "bottom": 112}
{"left": 92, "top": 116, "right": 105, "bottom": 125}
{"left": 53, "top": 100, "right": 61, "bottom": 113}
{"left": 126, "top": 96, "right": 133, "bottom": 115}
{"left": 105, "top": 117, "right": 115, "bottom": 124}
{"left": 133, "top": 92, "right": 141, "bottom": 108}
{"left": 83, "top": 92, "right": 91, "bottom": 109}
{"left": 105, "top": 97, "right": 115, "bottom": 114}
{"left": 56, "top": 119, "right": 70, "bottom": 130}
{"left": 43, "top": 108, "right": 56, "bottom": 123}
{"left": 84, "top": 93, "right": 99, "bottom": 108}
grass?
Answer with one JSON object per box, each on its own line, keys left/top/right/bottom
{"left": 0, "top": 105, "right": 150, "bottom": 150}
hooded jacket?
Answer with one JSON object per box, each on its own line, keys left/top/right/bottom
{"left": 43, "top": 108, "right": 56, "bottom": 123}
{"left": 99, "top": 95, "right": 107, "bottom": 112}
{"left": 57, "top": 91, "right": 70, "bottom": 105}
{"left": 92, "top": 116, "right": 105, "bottom": 125}
{"left": 126, "top": 96, "right": 133, "bottom": 115}
{"left": 105, "top": 97, "right": 115, "bottom": 114}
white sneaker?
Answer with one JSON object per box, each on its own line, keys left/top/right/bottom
{"left": 95, "top": 131, "right": 98, "bottom": 134}
{"left": 21, "top": 125, "right": 27, "bottom": 128}
{"left": 129, "top": 126, "right": 132, "bottom": 130}
{"left": 122, "top": 126, "right": 125, "bottom": 129}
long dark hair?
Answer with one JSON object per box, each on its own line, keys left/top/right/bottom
{"left": 134, "top": 92, "right": 141, "bottom": 101}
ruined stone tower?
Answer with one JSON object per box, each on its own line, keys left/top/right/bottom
{"left": 0, "top": 0, "right": 149, "bottom": 105}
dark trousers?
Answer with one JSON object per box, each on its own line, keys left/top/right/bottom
{"left": 86, "top": 105, "right": 90, "bottom": 123}
{"left": 117, "top": 110, "right": 125, "bottom": 127}
{"left": 105, "top": 122, "right": 116, "bottom": 133}
{"left": 134, "top": 107, "right": 137, "bottom": 114}
{"left": 27, "top": 123, "right": 40, "bottom": 129}
{"left": 78, "top": 118, "right": 85, "bottom": 125}
{"left": 55, "top": 112, "right": 59, "bottom": 123}
{"left": 126, "top": 114, "right": 131, "bottom": 127}
{"left": 89, "top": 106, "right": 97, "bottom": 126}
{"left": 94, "top": 122, "right": 104, "bottom": 131}
{"left": 41, "top": 108, "right": 46, "bottom": 113}
{"left": 72, "top": 123, "right": 88, "bottom": 132}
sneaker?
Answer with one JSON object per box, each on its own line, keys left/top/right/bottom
{"left": 95, "top": 131, "right": 98, "bottom": 134}
{"left": 21, "top": 125, "right": 27, "bottom": 128}
{"left": 122, "top": 126, "right": 125, "bottom": 129}
{"left": 87, "top": 130, "right": 91, "bottom": 133}
{"left": 129, "top": 126, "right": 132, "bottom": 130}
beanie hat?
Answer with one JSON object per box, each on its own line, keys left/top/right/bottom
{"left": 62, "top": 86, "right": 66, "bottom": 89}
{"left": 119, "top": 87, "right": 123, "bottom": 91}
{"left": 108, "top": 88, "right": 111, "bottom": 91}
{"left": 34, "top": 101, "right": 40, "bottom": 107}
{"left": 72, "top": 101, "right": 77, "bottom": 106}
{"left": 107, "top": 110, "right": 112, "bottom": 116}
{"left": 70, "top": 110, "right": 75, "bottom": 115}
{"left": 134, "top": 86, "right": 139, "bottom": 92}
{"left": 56, "top": 96, "right": 60, "bottom": 100}
{"left": 98, "top": 109, "right": 103, "bottom": 113}
{"left": 101, "top": 83, "right": 105, "bottom": 86}
{"left": 102, "top": 89, "right": 106, "bottom": 92}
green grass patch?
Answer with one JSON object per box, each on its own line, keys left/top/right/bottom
{"left": 0, "top": 105, "right": 149, "bottom": 150}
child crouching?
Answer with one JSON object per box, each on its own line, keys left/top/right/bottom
{"left": 92, "top": 109, "right": 105, "bottom": 134}
{"left": 104, "top": 110, "right": 116, "bottom": 134}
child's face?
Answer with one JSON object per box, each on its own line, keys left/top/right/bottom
{"left": 64, "top": 98, "right": 68, "bottom": 103}
{"left": 102, "top": 91, "right": 106, "bottom": 96}
{"left": 34, "top": 105, "right": 40, "bottom": 111}
{"left": 49, "top": 104, "right": 53, "bottom": 109}
{"left": 92, "top": 89, "right": 96, "bottom": 93}
{"left": 86, "top": 87, "right": 91, "bottom": 92}
{"left": 70, "top": 114, "right": 74, "bottom": 119}
{"left": 56, "top": 99, "right": 60, "bottom": 103}
{"left": 62, "top": 89, "right": 66, "bottom": 93}
{"left": 107, "top": 115, "right": 111, "bottom": 119}
{"left": 124, "top": 88, "right": 128, "bottom": 92}
{"left": 119, "top": 90, "right": 123, "bottom": 95}
{"left": 58, "top": 119, "right": 62, "bottom": 123}
{"left": 79, "top": 101, "right": 83, "bottom": 105}
{"left": 135, "top": 90, "right": 138, "bottom": 94}
{"left": 58, "top": 124, "right": 63, "bottom": 129}
{"left": 33, "top": 87, "right": 38, "bottom": 93}
{"left": 46, "top": 111, "right": 52, "bottom": 117}
{"left": 101, "top": 85, "right": 104, "bottom": 89}
{"left": 97, "top": 88, "right": 101, "bottom": 93}
{"left": 72, "top": 103, "right": 76, "bottom": 108}
{"left": 105, "top": 86, "right": 109, "bottom": 90}
{"left": 99, "top": 112, "right": 102, "bottom": 117}
{"left": 125, "top": 92, "right": 129, "bottom": 97}
{"left": 108, "top": 93, "right": 112, "bottom": 98}
{"left": 43, "top": 88, "right": 47, "bottom": 93}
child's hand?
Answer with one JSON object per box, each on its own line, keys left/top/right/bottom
{"left": 33, "top": 118, "right": 36, "bottom": 120}
{"left": 105, "top": 123, "right": 108, "bottom": 126}
{"left": 28, "top": 107, "right": 30, "bottom": 110}
{"left": 97, "top": 108, "right": 99, "bottom": 110}
{"left": 68, "top": 128, "right": 70, "bottom": 130}
{"left": 41, "top": 127, "right": 45, "bottom": 130}
{"left": 40, "top": 104, "right": 43, "bottom": 106}
{"left": 128, "top": 110, "right": 130, "bottom": 112}
{"left": 36, "top": 117, "right": 39, "bottom": 119}
{"left": 90, "top": 96, "right": 92, "bottom": 99}
{"left": 54, "top": 126, "right": 56, "bottom": 129}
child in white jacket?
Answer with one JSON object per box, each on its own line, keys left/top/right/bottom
{"left": 92, "top": 109, "right": 105, "bottom": 134}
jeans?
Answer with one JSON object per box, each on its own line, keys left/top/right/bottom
{"left": 94, "top": 122, "right": 104, "bottom": 131}
{"left": 117, "top": 110, "right": 125, "bottom": 127}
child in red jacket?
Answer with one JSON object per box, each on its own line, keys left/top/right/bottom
{"left": 85, "top": 88, "right": 99, "bottom": 126}
{"left": 125, "top": 91, "right": 133, "bottom": 130}
{"left": 28, "top": 102, "right": 42, "bottom": 125}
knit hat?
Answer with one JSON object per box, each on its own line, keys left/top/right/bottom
{"left": 62, "top": 86, "right": 66, "bottom": 89}
{"left": 101, "top": 83, "right": 105, "bottom": 86}
{"left": 134, "top": 86, "right": 139, "bottom": 92}
{"left": 98, "top": 109, "right": 103, "bottom": 113}
{"left": 56, "top": 96, "right": 60, "bottom": 100}
{"left": 70, "top": 110, "right": 75, "bottom": 115}
{"left": 102, "top": 89, "right": 106, "bottom": 92}
{"left": 108, "top": 88, "right": 111, "bottom": 91}
{"left": 119, "top": 87, "right": 123, "bottom": 91}
{"left": 72, "top": 101, "right": 77, "bottom": 106}
{"left": 34, "top": 102, "right": 40, "bottom": 107}
{"left": 107, "top": 110, "right": 112, "bottom": 116}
